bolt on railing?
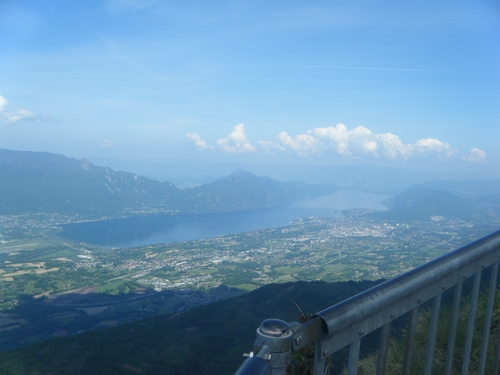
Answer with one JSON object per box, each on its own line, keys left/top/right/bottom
{"left": 234, "top": 229, "right": 500, "bottom": 375}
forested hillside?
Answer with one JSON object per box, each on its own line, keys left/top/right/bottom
{"left": 0, "top": 149, "right": 337, "bottom": 216}
{"left": 0, "top": 280, "right": 381, "bottom": 375}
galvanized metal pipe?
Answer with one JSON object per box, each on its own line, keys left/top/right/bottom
{"left": 312, "top": 340, "right": 327, "bottom": 375}
{"left": 376, "top": 322, "right": 391, "bottom": 375}
{"left": 346, "top": 339, "right": 361, "bottom": 375}
{"left": 235, "top": 229, "right": 500, "bottom": 375}
{"left": 423, "top": 294, "right": 442, "bottom": 375}
{"left": 461, "top": 271, "right": 482, "bottom": 375}
{"left": 315, "top": 230, "right": 500, "bottom": 342}
{"left": 402, "top": 307, "right": 418, "bottom": 375}
{"left": 478, "top": 262, "right": 499, "bottom": 375}
{"left": 444, "top": 281, "right": 463, "bottom": 375}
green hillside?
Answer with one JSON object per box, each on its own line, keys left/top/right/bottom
{"left": 179, "top": 169, "right": 337, "bottom": 213}
{"left": 0, "top": 149, "right": 180, "bottom": 215}
{"left": 0, "top": 280, "right": 381, "bottom": 375}
{"left": 370, "top": 186, "right": 482, "bottom": 222}
{"left": 0, "top": 149, "right": 337, "bottom": 217}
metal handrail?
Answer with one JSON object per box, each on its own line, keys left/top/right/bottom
{"left": 234, "top": 229, "right": 500, "bottom": 375}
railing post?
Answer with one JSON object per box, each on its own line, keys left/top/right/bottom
{"left": 234, "top": 230, "right": 500, "bottom": 375}
{"left": 252, "top": 319, "right": 293, "bottom": 375}
{"left": 312, "top": 340, "right": 327, "bottom": 375}
{"left": 402, "top": 307, "right": 418, "bottom": 375}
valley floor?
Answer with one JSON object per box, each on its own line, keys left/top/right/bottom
{"left": 0, "top": 210, "right": 498, "bottom": 351}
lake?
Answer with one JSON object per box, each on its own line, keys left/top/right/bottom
{"left": 58, "top": 191, "right": 389, "bottom": 248}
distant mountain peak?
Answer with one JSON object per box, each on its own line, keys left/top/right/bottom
{"left": 371, "top": 185, "right": 480, "bottom": 222}
{"left": 225, "top": 169, "right": 259, "bottom": 179}
{"left": 0, "top": 149, "right": 337, "bottom": 217}
{"left": 214, "top": 169, "right": 260, "bottom": 183}
{"left": 231, "top": 169, "right": 255, "bottom": 177}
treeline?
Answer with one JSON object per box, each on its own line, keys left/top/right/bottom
{"left": 0, "top": 280, "right": 381, "bottom": 375}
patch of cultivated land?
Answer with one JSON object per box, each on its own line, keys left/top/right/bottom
{"left": 0, "top": 210, "right": 498, "bottom": 352}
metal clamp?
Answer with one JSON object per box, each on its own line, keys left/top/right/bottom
{"left": 250, "top": 319, "right": 293, "bottom": 375}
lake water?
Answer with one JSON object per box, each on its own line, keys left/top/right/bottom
{"left": 58, "top": 191, "right": 389, "bottom": 248}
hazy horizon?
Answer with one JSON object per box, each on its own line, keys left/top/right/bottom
{"left": 1, "top": 1, "right": 499, "bottom": 183}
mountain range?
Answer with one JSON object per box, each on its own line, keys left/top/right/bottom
{"left": 0, "top": 149, "right": 499, "bottom": 374}
{"left": 1, "top": 148, "right": 498, "bottom": 223}
{"left": 0, "top": 149, "right": 337, "bottom": 216}
{"left": 370, "top": 179, "right": 500, "bottom": 222}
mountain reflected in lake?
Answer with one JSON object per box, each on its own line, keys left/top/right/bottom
{"left": 58, "top": 191, "right": 389, "bottom": 248}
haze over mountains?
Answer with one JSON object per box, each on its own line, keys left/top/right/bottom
{"left": 1, "top": 148, "right": 499, "bottom": 222}
{"left": 373, "top": 179, "right": 500, "bottom": 222}
{"left": 0, "top": 149, "right": 337, "bottom": 216}
{"left": 0, "top": 148, "right": 499, "bottom": 375}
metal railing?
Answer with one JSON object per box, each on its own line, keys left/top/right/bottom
{"left": 234, "top": 229, "right": 500, "bottom": 375}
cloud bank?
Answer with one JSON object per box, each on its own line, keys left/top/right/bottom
{"left": 462, "top": 148, "right": 487, "bottom": 163}
{"left": 187, "top": 124, "right": 253, "bottom": 153}
{"left": 187, "top": 123, "right": 486, "bottom": 163}
{"left": 187, "top": 133, "right": 214, "bottom": 151}
{"left": 0, "top": 95, "right": 37, "bottom": 125}
{"left": 215, "top": 124, "right": 255, "bottom": 153}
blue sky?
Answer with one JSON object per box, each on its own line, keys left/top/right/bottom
{"left": 1, "top": 0, "right": 499, "bottom": 180}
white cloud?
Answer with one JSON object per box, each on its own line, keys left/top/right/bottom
{"left": 375, "top": 133, "right": 413, "bottom": 159}
{"left": 260, "top": 124, "right": 409, "bottom": 160}
{"left": 257, "top": 140, "right": 286, "bottom": 154}
{"left": 259, "top": 124, "right": 457, "bottom": 161}
{"left": 413, "top": 138, "right": 455, "bottom": 157}
{"left": 216, "top": 123, "right": 255, "bottom": 153}
{"left": 2, "top": 109, "right": 37, "bottom": 124}
{"left": 308, "top": 124, "right": 350, "bottom": 155}
{"left": 275, "top": 131, "right": 322, "bottom": 156}
{"left": 348, "top": 126, "right": 378, "bottom": 155}
{"left": 462, "top": 148, "right": 487, "bottom": 163}
{"left": 0, "top": 95, "right": 37, "bottom": 125}
{"left": 189, "top": 123, "right": 479, "bottom": 163}
{"left": 187, "top": 133, "right": 213, "bottom": 151}
{"left": 100, "top": 139, "right": 116, "bottom": 148}
{"left": 0, "top": 96, "right": 7, "bottom": 112}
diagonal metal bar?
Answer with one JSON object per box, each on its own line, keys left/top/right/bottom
{"left": 478, "top": 262, "right": 499, "bottom": 375}
{"left": 444, "top": 281, "right": 463, "bottom": 375}
{"left": 461, "top": 271, "right": 482, "bottom": 375}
